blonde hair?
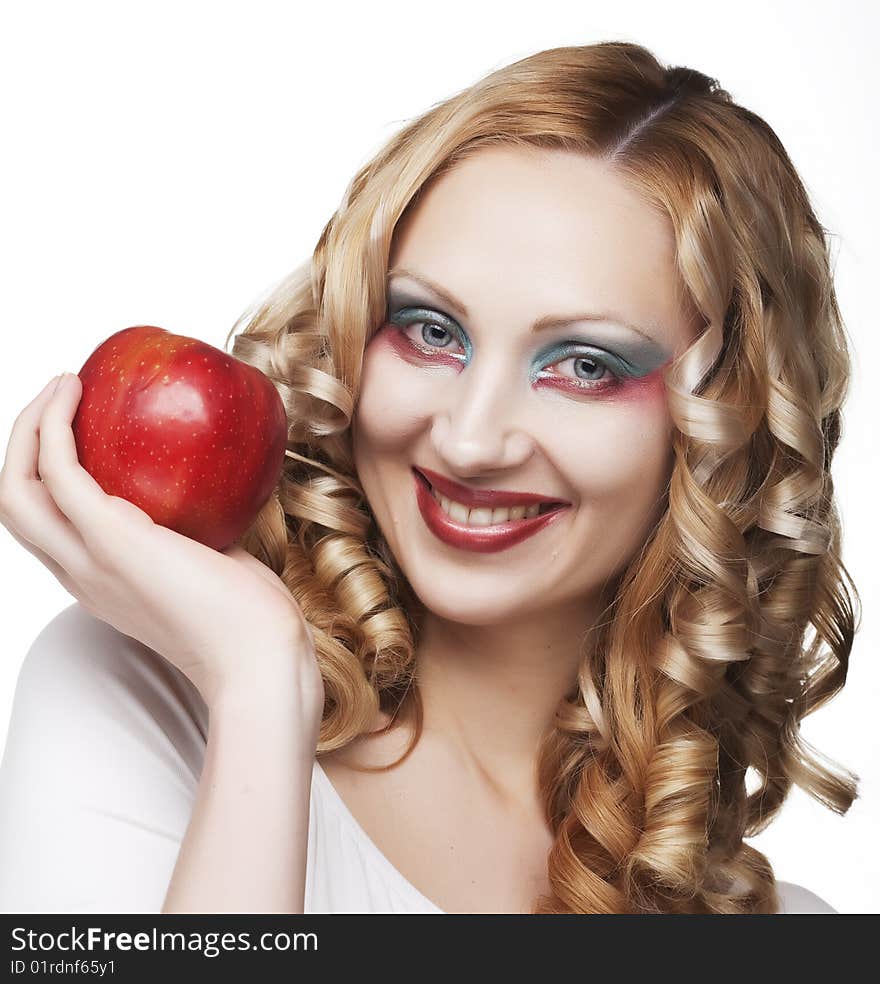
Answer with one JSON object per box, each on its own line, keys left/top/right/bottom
{"left": 224, "top": 40, "right": 861, "bottom": 913}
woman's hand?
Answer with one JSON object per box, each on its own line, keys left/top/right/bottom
{"left": 0, "top": 372, "right": 324, "bottom": 716}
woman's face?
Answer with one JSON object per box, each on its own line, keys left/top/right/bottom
{"left": 352, "top": 146, "right": 701, "bottom": 626}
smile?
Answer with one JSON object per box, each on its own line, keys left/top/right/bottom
{"left": 412, "top": 469, "right": 570, "bottom": 554}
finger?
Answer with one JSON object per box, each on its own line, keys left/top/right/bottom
{"left": 0, "top": 375, "right": 61, "bottom": 482}
{"left": 0, "top": 373, "right": 96, "bottom": 578}
{"left": 36, "top": 372, "right": 120, "bottom": 557}
{"left": 1, "top": 464, "right": 94, "bottom": 581}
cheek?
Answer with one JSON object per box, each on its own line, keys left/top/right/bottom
{"left": 353, "top": 326, "right": 444, "bottom": 450}
{"left": 613, "top": 367, "right": 669, "bottom": 407}
{"left": 558, "top": 372, "right": 673, "bottom": 501}
{"left": 554, "top": 385, "right": 673, "bottom": 583}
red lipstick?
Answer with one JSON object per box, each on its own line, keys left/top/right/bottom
{"left": 412, "top": 467, "right": 570, "bottom": 554}
{"left": 414, "top": 467, "right": 570, "bottom": 509}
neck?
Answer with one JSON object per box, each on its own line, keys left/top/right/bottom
{"left": 413, "top": 597, "right": 601, "bottom": 805}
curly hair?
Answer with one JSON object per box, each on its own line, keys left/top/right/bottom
{"left": 223, "top": 40, "right": 861, "bottom": 913}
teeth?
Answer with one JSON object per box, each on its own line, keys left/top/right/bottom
{"left": 431, "top": 488, "right": 546, "bottom": 525}
{"left": 467, "top": 507, "right": 495, "bottom": 526}
{"left": 448, "top": 500, "right": 469, "bottom": 523}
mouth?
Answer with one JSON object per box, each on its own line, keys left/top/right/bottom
{"left": 412, "top": 468, "right": 570, "bottom": 554}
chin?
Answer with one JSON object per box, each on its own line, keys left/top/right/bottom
{"left": 406, "top": 579, "right": 541, "bottom": 627}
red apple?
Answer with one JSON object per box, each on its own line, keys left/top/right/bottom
{"left": 71, "top": 325, "right": 288, "bottom": 551}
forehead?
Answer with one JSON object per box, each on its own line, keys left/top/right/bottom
{"left": 389, "top": 146, "right": 698, "bottom": 350}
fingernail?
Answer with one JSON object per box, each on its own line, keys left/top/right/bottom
{"left": 53, "top": 373, "right": 69, "bottom": 394}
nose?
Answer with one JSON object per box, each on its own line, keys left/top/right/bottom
{"left": 428, "top": 359, "right": 536, "bottom": 475}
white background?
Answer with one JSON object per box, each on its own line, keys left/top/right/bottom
{"left": 0, "top": 1, "right": 876, "bottom": 913}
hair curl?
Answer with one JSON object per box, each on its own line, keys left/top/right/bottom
{"left": 223, "top": 40, "right": 861, "bottom": 913}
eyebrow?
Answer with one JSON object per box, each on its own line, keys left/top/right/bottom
{"left": 387, "top": 267, "right": 661, "bottom": 342}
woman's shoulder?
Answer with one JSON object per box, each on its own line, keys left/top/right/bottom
{"left": 775, "top": 880, "right": 838, "bottom": 914}
{"left": 11, "top": 601, "right": 208, "bottom": 772}
{"left": 0, "top": 602, "right": 208, "bottom": 912}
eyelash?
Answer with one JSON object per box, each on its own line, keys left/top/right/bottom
{"left": 388, "top": 310, "right": 626, "bottom": 392}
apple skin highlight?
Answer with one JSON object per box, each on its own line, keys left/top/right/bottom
{"left": 71, "top": 325, "right": 288, "bottom": 551}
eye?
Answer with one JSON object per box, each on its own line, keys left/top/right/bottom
{"left": 554, "top": 354, "right": 615, "bottom": 386}
{"left": 408, "top": 321, "right": 460, "bottom": 351}
{"left": 535, "top": 343, "right": 627, "bottom": 392}
{"left": 389, "top": 308, "right": 467, "bottom": 360}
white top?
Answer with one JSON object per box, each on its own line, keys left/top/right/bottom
{"left": 0, "top": 603, "right": 836, "bottom": 915}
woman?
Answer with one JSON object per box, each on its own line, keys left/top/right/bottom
{"left": 0, "top": 41, "right": 859, "bottom": 914}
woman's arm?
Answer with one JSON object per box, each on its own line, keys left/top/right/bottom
{"left": 161, "top": 674, "right": 321, "bottom": 914}
{"left": 0, "top": 373, "right": 326, "bottom": 913}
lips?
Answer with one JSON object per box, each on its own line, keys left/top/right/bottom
{"left": 412, "top": 468, "right": 570, "bottom": 554}
{"left": 413, "top": 466, "right": 570, "bottom": 509}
